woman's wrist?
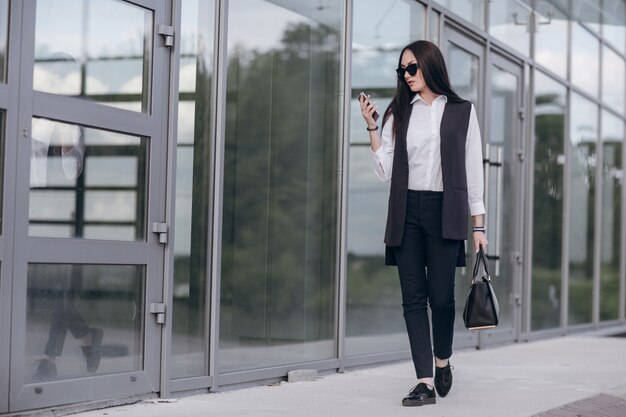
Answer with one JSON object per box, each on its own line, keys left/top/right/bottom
{"left": 472, "top": 225, "right": 486, "bottom": 233}
{"left": 366, "top": 124, "right": 378, "bottom": 131}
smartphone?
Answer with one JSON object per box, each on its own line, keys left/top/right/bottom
{"left": 358, "top": 92, "right": 379, "bottom": 121}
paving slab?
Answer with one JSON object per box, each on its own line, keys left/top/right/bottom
{"left": 535, "top": 393, "right": 626, "bottom": 417}
{"left": 73, "top": 335, "right": 626, "bottom": 417}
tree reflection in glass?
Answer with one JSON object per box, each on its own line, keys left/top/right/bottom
{"left": 599, "top": 111, "right": 623, "bottom": 321}
{"left": 219, "top": 0, "right": 341, "bottom": 373}
{"left": 568, "top": 93, "right": 597, "bottom": 326}
{"left": 531, "top": 72, "right": 566, "bottom": 331}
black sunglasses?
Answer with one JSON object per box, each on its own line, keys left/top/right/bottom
{"left": 396, "top": 63, "right": 419, "bottom": 78}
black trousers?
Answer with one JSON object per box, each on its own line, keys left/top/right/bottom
{"left": 44, "top": 290, "right": 90, "bottom": 357}
{"left": 393, "top": 190, "right": 461, "bottom": 379}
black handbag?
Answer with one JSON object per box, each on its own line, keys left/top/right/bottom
{"left": 463, "top": 245, "right": 499, "bottom": 330}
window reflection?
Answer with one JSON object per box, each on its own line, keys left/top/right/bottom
{"left": 602, "top": 46, "right": 625, "bottom": 115}
{"left": 171, "top": 0, "right": 214, "bottom": 380}
{"left": 26, "top": 264, "right": 144, "bottom": 382}
{"left": 568, "top": 93, "right": 597, "bottom": 326}
{"left": 574, "top": 0, "right": 601, "bottom": 34}
{"left": 352, "top": 0, "right": 424, "bottom": 93}
{"left": 535, "top": 0, "right": 567, "bottom": 79}
{"left": 531, "top": 71, "right": 566, "bottom": 331}
{"left": 446, "top": 42, "right": 481, "bottom": 333}
{"left": 602, "top": 1, "right": 626, "bottom": 55}
{"left": 29, "top": 118, "right": 148, "bottom": 241}
{"left": 0, "top": 0, "right": 8, "bottom": 82}
{"left": 346, "top": 150, "right": 407, "bottom": 355}
{"left": 447, "top": 44, "right": 479, "bottom": 116}
{"left": 429, "top": 9, "right": 440, "bottom": 44}
{"left": 219, "top": 0, "right": 341, "bottom": 372}
{"left": 346, "top": 0, "right": 426, "bottom": 358}
{"left": 571, "top": 23, "right": 599, "bottom": 97}
{"left": 489, "top": 0, "right": 530, "bottom": 57}
{"left": 599, "top": 111, "right": 622, "bottom": 321}
{"left": 33, "top": 0, "right": 153, "bottom": 113}
{"left": 434, "top": 0, "right": 485, "bottom": 29}
{"left": 486, "top": 66, "right": 518, "bottom": 329}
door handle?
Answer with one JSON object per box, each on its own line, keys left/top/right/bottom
{"left": 494, "top": 146, "right": 503, "bottom": 276}
{"left": 484, "top": 144, "right": 503, "bottom": 276}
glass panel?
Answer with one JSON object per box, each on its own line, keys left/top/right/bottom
{"left": 346, "top": 0, "right": 425, "bottom": 358}
{"left": 535, "top": 0, "right": 568, "bottom": 79}
{"left": 447, "top": 43, "right": 479, "bottom": 107}
{"left": 571, "top": 23, "right": 599, "bottom": 97}
{"left": 29, "top": 118, "right": 148, "bottom": 241}
{"left": 446, "top": 43, "right": 480, "bottom": 332}
{"left": 33, "top": 0, "right": 153, "bottom": 113}
{"left": 429, "top": 9, "right": 440, "bottom": 44}
{"left": 345, "top": 148, "right": 407, "bottom": 356}
{"left": 352, "top": 0, "right": 425, "bottom": 95}
{"left": 0, "top": 0, "right": 8, "bottom": 83}
{"left": 574, "top": 0, "right": 601, "bottom": 34}
{"left": 488, "top": 0, "right": 530, "bottom": 57}
{"left": 602, "top": 46, "right": 625, "bottom": 116}
{"left": 171, "top": 0, "right": 215, "bottom": 380}
{"left": 602, "top": 2, "right": 626, "bottom": 55}
{"left": 434, "top": 0, "right": 484, "bottom": 29}
{"left": 531, "top": 71, "right": 566, "bottom": 331}
{"left": 568, "top": 93, "right": 597, "bottom": 326}
{"left": 219, "top": 0, "right": 341, "bottom": 372}
{"left": 26, "top": 264, "right": 144, "bottom": 382}
{"left": 599, "top": 111, "right": 623, "bottom": 321}
{"left": 486, "top": 65, "right": 518, "bottom": 330}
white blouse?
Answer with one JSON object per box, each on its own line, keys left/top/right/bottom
{"left": 371, "top": 94, "right": 486, "bottom": 216}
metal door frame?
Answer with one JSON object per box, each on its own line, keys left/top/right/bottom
{"left": 0, "top": 1, "right": 24, "bottom": 413}
{"left": 7, "top": 0, "right": 171, "bottom": 411}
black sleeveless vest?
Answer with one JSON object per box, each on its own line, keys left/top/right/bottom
{"left": 384, "top": 100, "right": 473, "bottom": 267}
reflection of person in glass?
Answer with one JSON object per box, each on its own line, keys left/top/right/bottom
{"left": 31, "top": 117, "right": 103, "bottom": 380}
{"left": 358, "top": 41, "right": 488, "bottom": 406}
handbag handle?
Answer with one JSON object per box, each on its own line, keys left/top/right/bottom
{"left": 472, "top": 244, "right": 491, "bottom": 282}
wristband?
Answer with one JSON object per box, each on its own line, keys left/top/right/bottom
{"left": 366, "top": 125, "right": 379, "bottom": 131}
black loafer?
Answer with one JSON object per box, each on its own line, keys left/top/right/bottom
{"left": 402, "top": 382, "right": 436, "bottom": 407}
{"left": 33, "top": 358, "right": 57, "bottom": 381}
{"left": 434, "top": 362, "right": 453, "bottom": 397}
{"left": 82, "top": 327, "right": 103, "bottom": 373}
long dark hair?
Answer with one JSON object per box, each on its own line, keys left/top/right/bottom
{"left": 382, "top": 40, "right": 465, "bottom": 140}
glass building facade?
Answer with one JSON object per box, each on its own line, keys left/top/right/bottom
{"left": 0, "top": 0, "right": 624, "bottom": 413}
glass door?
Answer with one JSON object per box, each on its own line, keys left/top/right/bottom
{"left": 443, "top": 26, "right": 484, "bottom": 349}
{"left": 444, "top": 27, "right": 525, "bottom": 347}
{"left": 8, "top": 0, "right": 171, "bottom": 411}
{"left": 483, "top": 52, "right": 525, "bottom": 345}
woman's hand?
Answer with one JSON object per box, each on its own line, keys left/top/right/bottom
{"left": 359, "top": 94, "right": 378, "bottom": 129}
{"left": 473, "top": 231, "right": 488, "bottom": 253}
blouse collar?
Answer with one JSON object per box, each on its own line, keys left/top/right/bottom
{"left": 411, "top": 93, "right": 448, "bottom": 105}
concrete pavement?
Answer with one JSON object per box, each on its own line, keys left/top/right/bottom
{"left": 74, "top": 334, "right": 626, "bottom": 417}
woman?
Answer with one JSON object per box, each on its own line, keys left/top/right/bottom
{"left": 358, "top": 40, "right": 488, "bottom": 406}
